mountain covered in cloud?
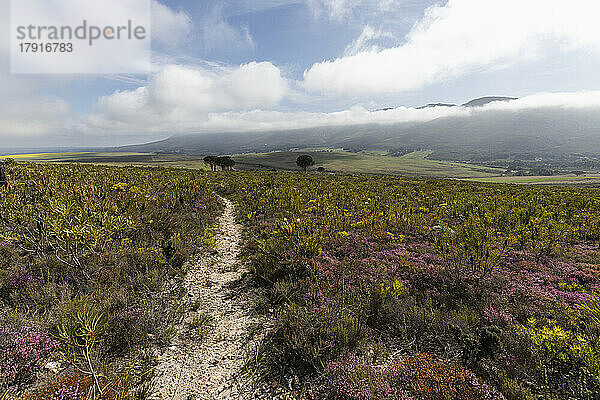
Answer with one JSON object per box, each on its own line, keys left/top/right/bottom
{"left": 121, "top": 96, "right": 600, "bottom": 161}
{"left": 413, "top": 96, "right": 516, "bottom": 110}
{"left": 416, "top": 103, "right": 457, "bottom": 110}
{"left": 461, "top": 96, "right": 518, "bottom": 107}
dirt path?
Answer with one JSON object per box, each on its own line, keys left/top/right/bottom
{"left": 151, "top": 197, "right": 261, "bottom": 400}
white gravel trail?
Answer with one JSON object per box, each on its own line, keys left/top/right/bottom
{"left": 152, "top": 197, "right": 262, "bottom": 400}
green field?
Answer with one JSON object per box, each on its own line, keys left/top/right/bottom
{"left": 0, "top": 152, "right": 148, "bottom": 161}
{"left": 11, "top": 150, "right": 598, "bottom": 184}
{"left": 233, "top": 150, "right": 503, "bottom": 178}
{"left": 0, "top": 152, "right": 212, "bottom": 171}
{"left": 1, "top": 150, "right": 503, "bottom": 178}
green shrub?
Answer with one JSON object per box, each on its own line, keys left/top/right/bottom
{"left": 521, "top": 319, "right": 600, "bottom": 397}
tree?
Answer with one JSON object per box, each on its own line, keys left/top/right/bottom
{"left": 216, "top": 156, "right": 236, "bottom": 171}
{"left": 203, "top": 156, "right": 218, "bottom": 171}
{"left": 296, "top": 155, "right": 315, "bottom": 173}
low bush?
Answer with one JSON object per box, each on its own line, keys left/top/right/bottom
{"left": 210, "top": 172, "right": 600, "bottom": 398}
{"left": 0, "top": 163, "right": 221, "bottom": 396}
{"left": 326, "top": 352, "right": 504, "bottom": 400}
{"left": 0, "top": 326, "right": 59, "bottom": 388}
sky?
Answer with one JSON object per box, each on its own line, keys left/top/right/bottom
{"left": 2, "top": 0, "right": 600, "bottom": 148}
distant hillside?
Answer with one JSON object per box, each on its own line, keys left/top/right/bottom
{"left": 395, "top": 108, "right": 600, "bottom": 161}
{"left": 120, "top": 97, "right": 600, "bottom": 162}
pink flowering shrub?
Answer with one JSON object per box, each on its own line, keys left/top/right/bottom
{"left": 389, "top": 353, "right": 505, "bottom": 400}
{"left": 52, "top": 381, "right": 87, "bottom": 400}
{"left": 326, "top": 352, "right": 505, "bottom": 400}
{"left": 0, "top": 325, "right": 59, "bottom": 387}
{"left": 326, "top": 353, "right": 413, "bottom": 400}
{"left": 5, "top": 270, "right": 41, "bottom": 292}
{"left": 483, "top": 306, "right": 514, "bottom": 326}
{"left": 327, "top": 358, "right": 388, "bottom": 400}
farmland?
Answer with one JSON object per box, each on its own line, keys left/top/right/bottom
{"left": 233, "top": 150, "right": 503, "bottom": 178}
{"left": 2, "top": 161, "right": 600, "bottom": 399}
{"left": 0, "top": 150, "right": 503, "bottom": 179}
{"left": 0, "top": 152, "right": 213, "bottom": 170}
{"left": 8, "top": 150, "right": 599, "bottom": 185}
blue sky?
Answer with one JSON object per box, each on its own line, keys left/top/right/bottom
{"left": 2, "top": 0, "right": 600, "bottom": 147}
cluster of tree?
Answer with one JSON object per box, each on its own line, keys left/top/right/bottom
{"left": 203, "top": 156, "right": 236, "bottom": 171}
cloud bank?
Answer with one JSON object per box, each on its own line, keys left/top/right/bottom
{"left": 81, "top": 89, "right": 600, "bottom": 137}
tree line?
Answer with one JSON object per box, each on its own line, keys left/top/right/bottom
{"left": 203, "top": 154, "right": 318, "bottom": 173}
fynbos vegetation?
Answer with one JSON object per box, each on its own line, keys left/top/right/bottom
{"left": 4, "top": 162, "right": 600, "bottom": 399}
{"left": 0, "top": 162, "right": 221, "bottom": 399}
{"left": 212, "top": 172, "right": 600, "bottom": 399}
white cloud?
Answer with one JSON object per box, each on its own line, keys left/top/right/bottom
{"left": 200, "top": 5, "right": 255, "bottom": 51}
{"left": 307, "top": 0, "right": 399, "bottom": 21}
{"left": 303, "top": 0, "right": 600, "bottom": 96}
{"left": 481, "top": 91, "right": 600, "bottom": 112}
{"left": 152, "top": 1, "right": 193, "bottom": 48}
{"left": 84, "top": 62, "right": 287, "bottom": 134}
{"left": 0, "top": 96, "right": 70, "bottom": 137}
{"left": 344, "top": 25, "right": 395, "bottom": 56}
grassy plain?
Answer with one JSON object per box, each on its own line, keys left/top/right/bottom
{"left": 1, "top": 150, "right": 502, "bottom": 178}
{"left": 0, "top": 152, "right": 212, "bottom": 170}
{"left": 234, "top": 150, "right": 503, "bottom": 178}
{"left": 9, "top": 150, "right": 600, "bottom": 184}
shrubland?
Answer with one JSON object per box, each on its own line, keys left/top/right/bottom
{"left": 210, "top": 172, "right": 600, "bottom": 399}
{"left": 3, "top": 162, "right": 600, "bottom": 399}
{"left": 0, "top": 161, "right": 221, "bottom": 399}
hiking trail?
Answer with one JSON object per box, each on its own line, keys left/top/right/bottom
{"left": 152, "top": 197, "right": 261, "bottom": 400}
